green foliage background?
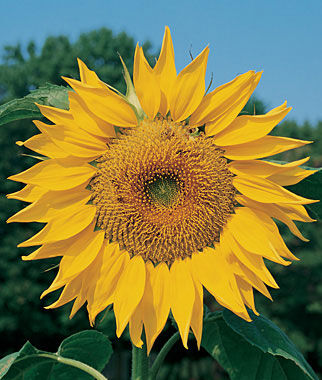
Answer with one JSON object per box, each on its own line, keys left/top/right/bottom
{"left": 0, "top": 28, "right": 321, "bottom": 379}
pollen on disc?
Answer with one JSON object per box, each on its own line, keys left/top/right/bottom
{"left": 90, "top": 118, "right": 236, "bottom": 265}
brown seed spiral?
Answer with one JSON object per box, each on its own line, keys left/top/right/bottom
{"left": 90, "top": 118, "right": 236, "bottom": 265}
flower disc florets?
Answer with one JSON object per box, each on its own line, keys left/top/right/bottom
{"left": 90, "top": 118, "right": 236, "bottom": 264}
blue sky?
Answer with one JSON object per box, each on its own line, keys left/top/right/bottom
{"left": 2, "top": 0, "right": 322, "bottom": 123}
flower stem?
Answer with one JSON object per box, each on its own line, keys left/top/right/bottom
{"left": 131, "top": 343, "right": 149, "bottom": 380}
{"left": 38, "top": 353, "right": 108, "bottom": 380}
{"left": 149, "top": 332, "right": 180, "bottom": 380}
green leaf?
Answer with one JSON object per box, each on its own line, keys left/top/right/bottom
{"left": 0, "top": 341, "right": 52, "bottom": 380}
{"left": 51, "top": 330, "right": 112, "bottom": 380}
{"left": 201, "top": 310, "right": 318, "bottom": 380}
{"left": 0, "top": 354, "right": 19, "bottom": 377}
{"left": 0, "top": 330, "right": 112, "bottom": 380}
{"left": 0, "top": 83, "right": 70, "bottom": 126}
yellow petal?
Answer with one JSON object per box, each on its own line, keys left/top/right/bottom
{"left": 169, "top": 47, "right": 209, "bottom": 122}
{"left": 189, "top": 276, "right": 203, "bottom": 349}
{"left": 153, "top": 26, "right": 177, "bottom": 115}
{"left": 205, "top": 73, "right": 262, "bottom": 136}
{"left": 237, "top": 195, "right": 309, "bottom": 242}
{"left": 69, "top": 289, "right": 87, "bottom": 318}
{"left": 227, "top": 207, "right": 291, "bottom": 265}
{"left": 8, "top": 186, "right": 91, "bottom": 223}
{"left": 41, "top": 255, "right": 79, "bottom": 298}
{"left": 77, "top": 58, "right": 106, "bottom": 87}
{"left": 190, "top": 70, "right": 257, "bottom": 127}
{"left": 223, "top": 135, "right": 312, "bottom": 160}
{"left": 227, "top": 245, "right": 274, "bottom": 298}
{"left": 235, "top": 276, "right": 259, "bottom": 315}
{"left": 68, "top": 92, "right": 116, "bottom": 138}
{"left": 170, "top": 259, "right": 195, "bottom": 348}
{"left": 267, "top": 167, "right": 317, "bottom": 186}
{"left": 63, "top": 77, "right": 138, "bottom": 127}
{"left": 114, "top": 256, "right": 146, "bottom": 337}
{"left": 192, "top": 248, "right": 250, "bottom": 320}
{"left": 143, "top": 262, "right": 171, "bottom": 354}
{"left": 20, "top": 133, "right": 69, "bottom": 159}
{"left": 190, "top": 71, "right": 255, "bottom": 126}
{"left": 34, "top": 120, "right": 108, "bottom": 159}
{"left": 70, "top": 255, "right": 106, "bottom": 319}
{"left": 232, "top": 256, "right": 274, "bottom": 299}
{"left": 129, "top": 306, "right": 144, "bottom": 348}
{"left": 248, "top": 208, "right": 299, "bottom": 261}
{"left": 36, "top": 103, "right": 73, "bottom": 125}
{"left": 133, "top": 45, "right": 161, "bottom": 119}
{"left": 22, "top": 242, "right": 65, "bottom": 261}
{"left": 8, "top": 158, "right": 96, "bottom": 191}
{"left": 213, "top": 103, "right": 291, "bottom": 146}
{"left": 18, "top": 205, "right": 96, "bottom": 247}
{"left": 219, "top": 236, "right": 254, "bottom": 313}
{"left": 228, "top": 157, "right": 310, "bottom": 177}
{"left": 22, "top": 222, "right": 95, "bottom": 260}
{"left": 277, "top": 203, "right": 315, "bottom": 223}
{"left": 223, "top": 228, "right": 279, "bottom": 288}
{"left": 7, "top": 185, "right": 47, "bottom": 203}
{"left": 233, "top": 175, "right": 317, "bottom": 205}
{"left": 54, "top": 231, "right": 105, "bottom": 280}
{"left": 88, "top": 247, "right": 129, "bottom": 323}
{"left": 45, "top": 276, "right": 83, "bottom": 309}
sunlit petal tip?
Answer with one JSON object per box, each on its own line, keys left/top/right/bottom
{"left": 61, "top": 76, "right": 86, "bottom": 89}
{"left": 244, "top": 314, "right": 252, "bottom": 322}
{"left": 154, "top": 26, "right": 175, "bottom": 73}
{"left": 170, "top": 46, "right": 209, "bottom": 122}
{"left": 133, "top": 43, "right": 161, "bottom": 119}
{"left": 76, "top": 58, "right": 107, "bottom": 87}
{"left": 44, "top": 301, "right": 62, "bottom": 310}
{"left": 77, "top": 57, "right": 91, "bottom": 80}
{"left": 40, "top": 289, "right": 50, "bottom": 300}
{"left": 21, "top": 254, "right": 37, "bottom": 261}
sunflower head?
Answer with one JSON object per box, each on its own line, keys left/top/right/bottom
{"left": 91, "top": 118, "right": 236, "bottom": 265}
{"left": 8, "top": 26, "right": 317, "bottom": 353}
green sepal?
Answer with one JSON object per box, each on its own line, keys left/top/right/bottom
{"left": 118, "top": 54, "right": 146, "bottom": 121}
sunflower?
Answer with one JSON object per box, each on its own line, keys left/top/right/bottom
{"left": 8, "top": 27, "right": 317, "bottom": 353}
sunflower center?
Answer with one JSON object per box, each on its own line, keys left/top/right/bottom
{"left": 146, "top": 174, "right": 181, "bottom": 208}
{"left": 90, "top": 118, "right": 236, "bottom": 265}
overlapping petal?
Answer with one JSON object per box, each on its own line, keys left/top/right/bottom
{"left": 68, "top": 92, "right": 116, "bottom": 138}
{"left": 213, "top": 102, "right": 291, "bottom": 146}
{"left": 8, "top": 158, "right": 96, "bottom": 191}
{"left": 34, "top": 120, "right": 108, "bottom": 159}
{"left": 169, "top": 47, "right": 209, "bottom": 122}
{"left": 170, "top": 259, "right": 195, "bottom": 348}
{"left": 7, "top": 186, "right": 91, "bottom": 223}
{"left": 17, "top": 133, "right": 69, "bottom": 159}
{"left": 153, "top": 26, "right": 177, "bottom": 115}
{"left": 18, "top": 204, "right": 96, "bottom": 247}
{"left": 63, "top": 77, "right": 138, "bottom": 127}
{"left": 223, "top": 135, "right": 312, "bottom": 160}
{"left": 133, "top": 45, "right": 161, "bottom": 119}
